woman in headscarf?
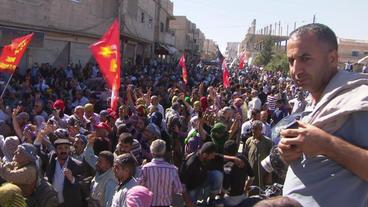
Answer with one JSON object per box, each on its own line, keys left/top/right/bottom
{"left": 210, "top": 122, "right": 229, "bottom": 153}
{"left": 2, "top": 136, "right": 20, "bottom": 164}
{"left": 0, "top": 183, "right": 27, "bottom": 207}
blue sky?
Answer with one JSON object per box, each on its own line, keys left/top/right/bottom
{"left": 172, "top": 0, "right": 368, "bottom": 52}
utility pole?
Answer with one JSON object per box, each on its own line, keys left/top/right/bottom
{"left": 313, "top": 14, "right": 316, "bottom": 24}
{"left": 118, "top": 0, "right": 124, "bottom": 66}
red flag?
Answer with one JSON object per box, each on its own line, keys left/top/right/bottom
{"left": 239, "top": 52, "right": 246, "bottom": 69}
{"left": 222, "top": 60, "right": 230, "bottom": 88}
{"left": 0, "top": 33, "right": 34, "bottom": 72}
{"left": 178, "top": 54, "right": 188, "bottom": 85}
{"left": 90, "top": 19, "right": 120, "bottom": 111}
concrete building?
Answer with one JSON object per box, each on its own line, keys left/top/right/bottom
{"left": 239, "top": 19, "right": 288, "bottom": 62}
{"left": 120, "top": 0, "right": 156, "bottom": 65}
{"left": 194, "top": 28, "right": 205, "bottom": 60}
{"left": 338, "top": 38, "right": 368, "bottom": 64}
{"left": 0, "top": 0, "right": 211, "bottom": 69}
{"left": 202, "top": 39, "right": 218, "bottom": 61}
{"left": 0, "top": 0, "right": 118, "bottom": 73}
{"left": 154, "top": 0, "right": 176, "bottom": 61}
{"left": 197, "top": 30, "right": 206, "bottom": 57}
{"left": 169, "top": 16, "right": 190, "bottom": 53}
{"left": 225, "top": 42, "right": 240, "bottom": 60}
{"left": 169, "top": 16, "right": 205, "bottom": 62}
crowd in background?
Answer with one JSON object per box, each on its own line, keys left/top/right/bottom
{"left": 0, "top": 59, "right": 307, "bottom": 207}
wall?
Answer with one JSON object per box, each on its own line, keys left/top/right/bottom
{"left": 0, "top": 0, "right": 118, "bottom": 36}
{"left": 338, "top": 38, "right": 368, "bottom": 63}
{"left": 0, "top": 0, "right": 118, "bottom": 68}
{"left": 170, "top": 16, "right": 189, "bottom": 52}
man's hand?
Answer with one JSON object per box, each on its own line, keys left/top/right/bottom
{"left": 12, "top": 106, "right": 21, "bottom": 117}
{"left": 278, "top": 121, "right": 331, "bottom": 162}
{"left": 64, "top": 168, "right": 75, "bottom": 183}
{"left": 87, "top": 132, "right": 97, "bottom": 145}
{"left": 234, "top": 157, "right": 245, "bottom": 168}
{"left": 52, "top": 109, "right": 60, "bottom": 120}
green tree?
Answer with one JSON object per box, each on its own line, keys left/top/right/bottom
{"left": 253, "top": 36, "right": 274, "bottom": 66}
{"left": 265, "top": 51, "right": 289, "bottom": 74}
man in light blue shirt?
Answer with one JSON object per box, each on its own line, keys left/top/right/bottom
{"left": 279, "top": 23, "right": 368, "bottom": 207}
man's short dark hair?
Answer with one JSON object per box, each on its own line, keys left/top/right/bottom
{"left": 290, "top": 23, "right": 338, "bottom": 51}
{"left": 200, "top": 142, "right": 217, "bottom": 155}
{"left": 99, "top": 150, "right": 114, "bottom": 166}
{"left": 118, "top": 133, "right": 134, "bottom": 145}
{"left": 117, "top": 124, "right": 128, "bottom": 136}
{"left": 223, "top": 140, "right": 238, "bottom": 156}
{"left": 254, "top": 196, "right": 302, "bottom": 207}
{"left": 251, "top": 109, "right": 261, "bottom": 117}
{"left": 115, "top": 153, "right": 137, "bottom": 176}
{"left": 172, "top": 102, "right": 181, "bottom": 111}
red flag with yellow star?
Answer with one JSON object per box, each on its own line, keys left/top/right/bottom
{"left": 178, "top": 54, "right": 188, "bottom": 85}
{"left": 0, "top": 33, "right": 34, "bottom": 72}
{"left": 222, "top": 59, "right": 230, "bottom": 88}
{"left": 90, "top": 19, "right": 120, "bottom": 111}
{"left": 239, "top": 52, "right": 246, "bottom": 70}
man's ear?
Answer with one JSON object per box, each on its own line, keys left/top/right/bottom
{"left": 329, "top": 49, "right": 338, "bottom": 67}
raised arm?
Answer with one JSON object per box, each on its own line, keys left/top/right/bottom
{"left": 11, "top": 106, "right": 23, "bottom": 140}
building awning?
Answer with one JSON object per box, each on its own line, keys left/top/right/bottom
{"left": 166, "top": 45, "right": 178, "bottom": 55}
{"left": 155, "top": 44, "right": 169, "bottom": 55}
{"left": 155, "top": 43, "right": 178, "bottom": 55}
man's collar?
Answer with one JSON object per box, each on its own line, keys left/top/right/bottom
{"left": 152, "top": 158, "right": 164, "bottom": 162}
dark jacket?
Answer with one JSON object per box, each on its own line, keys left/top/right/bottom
{"left": 45, "top": 154, "right": 85, "bottom": 207}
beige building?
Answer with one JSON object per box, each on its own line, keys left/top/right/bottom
{"left": 0, "top": 0, "right": 211, "bottom": 69}
{"left": 338, "top": 38, "right": 368, "bottom": 64}
{"left": 153, "top": 0, "right": 177, "bottom": 62}
{"left": 120, "top": 0, "right": 156, "bottom": 65}
{"left": 225, "top": 42, "right": 240, "bottom": 60}
{"left": 0, "top": 0, "right": 118, "bottom": 73}
{"left": 197, "top": 29, "right": 206, "bottom": 57}
{"left": 169, "top": 16, "right": 191, "bottom": 53}
{"left": 202, "top": 39, "right": 218, "bottom": 60}
{"left": 169, "top": 16, "right": 205, "bottom": 62}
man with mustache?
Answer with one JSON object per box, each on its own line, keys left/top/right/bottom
{"left": 279, "top": 23, "right": 368, "bottom": 206}
{"left": 45, "top": 139, "right": 84, "bottom": 207}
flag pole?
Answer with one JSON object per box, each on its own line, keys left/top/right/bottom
{"left": 0, "top": 73, "right": 14, "bottom": 99}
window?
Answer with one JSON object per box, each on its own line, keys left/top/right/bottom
{"left": 148, "top": 17, "right": 153, "bottom": 28}
{"left": 141, "top": 12, "right": 145, "bottom": 23}
{"left": 160, "top": 22, "right": 164, "bottom": 33}
{"left": 352, "top": 51, "right": 359, "bottom": 57}
{"left": 166, "top": 18, "right": 170, "bottom": 32}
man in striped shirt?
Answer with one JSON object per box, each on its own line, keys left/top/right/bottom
{"left": 138, "top": 139, "right": 194, "bottom": 207}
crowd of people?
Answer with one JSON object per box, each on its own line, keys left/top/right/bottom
{"left": 0, "top": 23, "right": 367, "bottom": 207}
{"left": 0, "top": 53, "right": 299, "bottom": 207}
